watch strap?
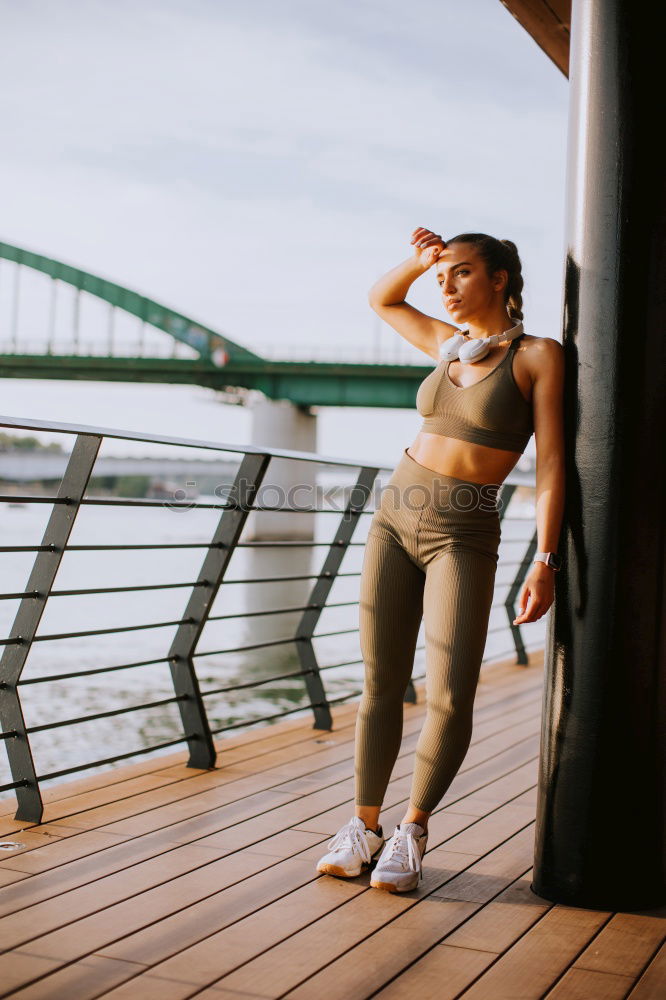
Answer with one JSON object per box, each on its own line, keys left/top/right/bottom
{"left": 534, "top": 551, "right": 561, "bottom": 570}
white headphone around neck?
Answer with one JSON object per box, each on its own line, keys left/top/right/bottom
{"left": 439, "top": 320, "right": 524, "bottom": 365}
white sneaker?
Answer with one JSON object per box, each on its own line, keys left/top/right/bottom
{"left": 316, "top": 816, "right": 385, "bottom": 878}
{"left": 370, "top": 822, "right": 428, "bottom": 892}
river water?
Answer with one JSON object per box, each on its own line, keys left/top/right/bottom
{"left": 0, "top": 479, "right": 545, "bottom": 795}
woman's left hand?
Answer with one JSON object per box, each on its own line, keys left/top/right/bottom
{"left": 513, "top": 564, "right": 555, "bottom": 624}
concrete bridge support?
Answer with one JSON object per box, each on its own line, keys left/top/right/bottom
{"left": 238, "top": 396, "right": 320, "bottom": 658}
{"left": 246, "top": 395, "right": 318, "bottom": 542}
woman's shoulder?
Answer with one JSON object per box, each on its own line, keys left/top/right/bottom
{"left": 520, "top": 332, "right": 562, "bottom": 348}
{"left": 518, "top": 333, "right": 564, "bottom": 359}
{"left": 522, "top": 333, "right": 564, "bottom": 359}
{"left": 519, "top": 334, "right": 564, "bottom": 384}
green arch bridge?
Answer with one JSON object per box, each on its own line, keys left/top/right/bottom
{"left": 0, "top": 241, "right": 429, "bottom": 410}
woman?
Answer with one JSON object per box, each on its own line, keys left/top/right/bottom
{"left": 317, "top": 227, "right": 565, "bottom": 892}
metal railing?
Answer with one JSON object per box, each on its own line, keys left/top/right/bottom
{"left": 0, "top": 415, "right": 541, "bottom": 823}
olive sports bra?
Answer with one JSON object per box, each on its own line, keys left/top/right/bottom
{"left": 415, "top": 332, "right": 534, "bottom": 453}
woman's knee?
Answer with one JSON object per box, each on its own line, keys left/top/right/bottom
{"left": 423, "top": 691, "right": 474, "bottom": 740}
{"left": 359, "top": 671, "right": 407, "bottom": 705}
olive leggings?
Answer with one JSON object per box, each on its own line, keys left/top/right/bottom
{"left": 355, "top": 447, "right": 502, "bottom": 814}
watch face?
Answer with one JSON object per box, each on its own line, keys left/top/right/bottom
{"left": 548, "top": 553, "right": 562, "bottom": 570}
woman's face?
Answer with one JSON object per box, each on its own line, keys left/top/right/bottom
{"left": 435, "top": 243, "right": 506, "bottom": 325}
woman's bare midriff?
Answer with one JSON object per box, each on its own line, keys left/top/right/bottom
{"left": 406, "top": 432, "right": 522, "bottom": 485}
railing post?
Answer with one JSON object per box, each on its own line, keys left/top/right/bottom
{"left": 506, "top": 526, "right": 537, "bottom": 666}
{"left": 295, "top": 465, "right": 379, "bottom": 731}
{"left": 403, "top": 678, "right": 417, "bottom": 705}
{"left": 496, "top": 482, "right": 533, "bottom": 665}
{"left": 0, "top": 433, "right": 101, "bottom": 822}
{"left": 167, "top": 450, "right": 271, "bottom": 769}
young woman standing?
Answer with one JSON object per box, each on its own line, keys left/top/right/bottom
{"left": 317, "top": 228, "right": 565, "bottom": 891}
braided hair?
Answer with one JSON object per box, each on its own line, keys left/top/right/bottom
{"left": 445, "top": 232, "right": 524, "bottom": 322}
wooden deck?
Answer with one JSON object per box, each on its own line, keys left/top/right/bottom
{"left": 0, "top": 650, "right": 664, "bottom": 999}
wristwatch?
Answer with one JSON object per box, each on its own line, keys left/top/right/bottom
{"left": 534, "top": 551, "right": 561, "bottom": 571}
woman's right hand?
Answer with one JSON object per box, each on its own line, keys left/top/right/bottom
{"left": 411, "top": 227, "right": 447, "bottom": 268}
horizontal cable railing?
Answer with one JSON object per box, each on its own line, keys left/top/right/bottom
{"left": 0, "top": 414, "right": 542, "bottom": 821}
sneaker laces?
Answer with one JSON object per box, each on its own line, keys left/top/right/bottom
{"left": 325, "top": 819, "right": 372, "bottom": 865}
{"left": 384, "top": 827, "right": 421, "bottom": 873}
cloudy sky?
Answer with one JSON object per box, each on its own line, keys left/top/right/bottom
{"left": 0, "top": 0, "right": 568, "bottom": 462}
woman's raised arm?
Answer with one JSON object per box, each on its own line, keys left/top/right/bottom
{"left": 368, "top": 228, "right": 461, "bottom": 361}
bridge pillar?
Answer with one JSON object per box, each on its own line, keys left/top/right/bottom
{"left": 532, "top": 0, "right": 666, "bottom": 909}
{"left": 247, "top": 396, "right": 318, "bottom": 541}
{"left": 234, "top": 396, "right": 319, "bottom": 674}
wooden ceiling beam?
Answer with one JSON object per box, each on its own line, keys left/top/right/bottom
{"left": 499, "top": 0, "right": 571, "bottom": 77}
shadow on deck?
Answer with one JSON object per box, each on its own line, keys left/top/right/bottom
{"left": 0, "top": 650, "right": 664, "bottom": 998}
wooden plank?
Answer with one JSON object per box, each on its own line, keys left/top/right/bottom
{"left": 0, "top": 686, "right": 374, "bottom": 821}
{"left": 0, "top": 823, "right": 98, "bottom": 858}
{"left": 97, "top": 742, "right": 539, "bottom": 974}
{"left": 0, "top": 829, "right": 132, "bottom": 876}
{"left": 200, "top": 675, "right": 541, "bottom": 788}
{"left": 440, "top": 867, "right": 549, "bottom": 953}
{"left": 441, "top": 800, "right": 535, "bottom": 857}
{"left": 444, "top": 758, "right": 539, "bottom": 817}
{"left": 0, "top": 656, "right": 545, "bottom": 998}
{"left": 99, "top": 844, "right": 367, "bottom": 971}
{"left": 0, "top": 728, "right": 378, "bottom": 866}
{"left": 5, "top": 955, "right": 150, "bottom": 1000}
{"left": 453, "top": 905, "right": 612, "bottom": 998}
{"left": 1, "top": 842, "right": 234, "bottom": 952}
{"left": 0, "top": 866, "right": 29, "bottom": 886}
{"left": 0, "top": 694, "right": 537, "bottom": 920}
{"left": 0, "top": 825, "right": 227, "bottom": 918}
{"left": 378, "top": 944, "right": 496, "bottom": 1000}
{"left": 197, "top": 897, "right": 483, "bottom": 998}
{"left": 1, "top": 855, "right": 317, "bottom": 974}
{"left": 0, "top": 736, "right": 532, "bottom": 947}
{"left": 570, "top": 911, "right": 666, "bottom": 978}
{"left": 0, "top": 754, "right": 192, "bottom": 821}
{"left": 97, "top": 845, "right": 481, "bottom": 996}
{"left": 227, "top": 692, "right": 540, "bottom": 792}
{"left": 172, "top": 700, "right": 537, "bottom": 850}
{"left": 627, "top": 940, "right": 666, "bottom": 998}
{"left": 0, "top": 731, "right": 539, "bottom": 992}
{"left": 370, "top": 869, "right": 552, "bottom": 998}
{"left": 0, "top": 772, "right": 196, "bottom": 837}
{"left": 545, "top": 967, "right": 637, "bottom": 999}
{"left": 0, "top": 952, "right": 62, "bottom": 996}
{"left": 219, "top": 826, "right": 539, "bottom": 998}
{"left": 0, "top": 767, "right": 248, "bottom": 839}
{"left": 102, "top": 977, "right": 265, "bottom": 1000}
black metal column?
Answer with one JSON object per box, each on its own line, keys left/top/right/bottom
{"left": 533, "top": 0, "right": 666, "bottom": 909}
